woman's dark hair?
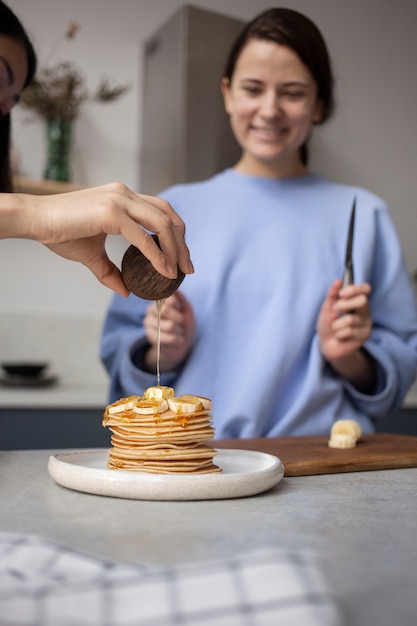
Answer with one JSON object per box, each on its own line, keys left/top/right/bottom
{"left": 0, "top": 0, "right": 37, "bottom": 191}
{"left": 223, "top": 8, "right": 334, "bottom": 165}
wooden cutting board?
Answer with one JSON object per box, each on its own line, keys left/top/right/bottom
{"left": 216, "top": 434, "right": 417, "bottom": 476}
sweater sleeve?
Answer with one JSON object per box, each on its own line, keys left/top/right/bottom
{"left": 341, "top": 201, "right": 417, "bottom": 418}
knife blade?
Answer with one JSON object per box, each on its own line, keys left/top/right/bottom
{"left": 342, "top": 197, "right": 356, "bottom": 288}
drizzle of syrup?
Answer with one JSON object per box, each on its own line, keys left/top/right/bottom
{"left": 155, "top": 299, "right": 165, "bottom": 386}
{"left": 174, "top": 414, "right": 190, "bottom": 429}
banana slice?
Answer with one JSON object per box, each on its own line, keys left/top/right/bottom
{"left": 107, "top": 396, "right": 138, "bottom": 414}
{"left": 330, "top": 419, "right": 362, "bottom": 439}
{"left": 328, "top": 433, "right": 357, "bottom": 449}
{"left": 144, "top": 386, "right": 175, "bottom": 401}
{"left": 134, "top": 399, "right": 168, "bottom": 415}
{"left": 168, "top": 397, "right": 202, "bottom": 414}
{"left": 329, "top": 419, "right": 362, "bottom": 449}
{"left": 177, "top": 394, "right": 212, "bottom": 411}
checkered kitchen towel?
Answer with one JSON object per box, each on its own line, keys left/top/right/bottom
{"left": 0, "top": 532, "right": 344, "bottom": 626}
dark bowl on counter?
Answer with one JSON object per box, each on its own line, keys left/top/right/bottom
{"left": 1, "top": 362, "right": 49, "bottom": 378}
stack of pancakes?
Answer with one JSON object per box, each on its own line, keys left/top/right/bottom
{"left": 103, "top": 386, "right": 221, "bottom": 474}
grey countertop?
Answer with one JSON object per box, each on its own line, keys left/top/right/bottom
{"left": 0, "top": 383, "right": 107, "bottom": 409}
{"left": 1, "top": 448, "right": 416, "bottom": 626}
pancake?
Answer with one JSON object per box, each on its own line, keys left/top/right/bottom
{"left": 103, "top": 386, "right": 221, "bottom": 474}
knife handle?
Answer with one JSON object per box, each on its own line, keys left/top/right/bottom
{"left": 342, "top": 264, "right": 354, "bottom": 288}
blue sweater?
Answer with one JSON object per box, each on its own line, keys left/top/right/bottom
{"left": 101, "top": 170, "right": 417, "bottom": 437}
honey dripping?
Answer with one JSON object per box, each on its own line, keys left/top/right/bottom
{"left": 155, "top": 299, "right": 165, "bottom": 386}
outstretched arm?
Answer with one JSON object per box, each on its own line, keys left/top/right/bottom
{"left": 0, "top": 182, "right": 194, "bottom": 296}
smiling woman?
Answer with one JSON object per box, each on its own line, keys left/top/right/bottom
{"left": 221, "top": 7, "right": 333, "bottom": 174}
{"left": 221, "top": 40, "right": 323, "bottom": 179}
{"left": 101, "top": 7, "right": 417, "bottom": 439}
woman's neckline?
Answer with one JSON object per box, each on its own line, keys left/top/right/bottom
{"left": 224, "top": 168, "right": 319, "bottom": 184}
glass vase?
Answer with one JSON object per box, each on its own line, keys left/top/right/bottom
{"left": 44, "top": 117, "right": 72, "bottom": 182}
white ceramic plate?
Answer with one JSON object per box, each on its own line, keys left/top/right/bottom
{"left": 48, "top": 449, "right": 284, "bottom": 501}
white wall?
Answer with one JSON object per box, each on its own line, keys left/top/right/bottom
{"left": 2, "top": 0, "right": 417, "bottom": 371}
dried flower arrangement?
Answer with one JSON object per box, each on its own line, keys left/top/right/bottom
{"left": 18, "top": 21, "right": 130, "bottom": 181}
{"left": 20, "top": 22, "right": 130, "bottom": 121}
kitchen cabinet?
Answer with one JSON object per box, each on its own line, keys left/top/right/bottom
{"left": 1, "top": 408, "right": 415, "bottom": 450}
{"left": 140, "top": 5, "right": 244, "bottom": 194}
{"left": 0, "top": 383, "right": 109, "bottom": 450}
{"left": 375, "top": 408, "right": 417, "bottom": 436}
{"left": 0, "top": 408, "right": 109, "bottom": 450}
{"left": 2, "top": 380, "right": 415, "bottom": 450}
